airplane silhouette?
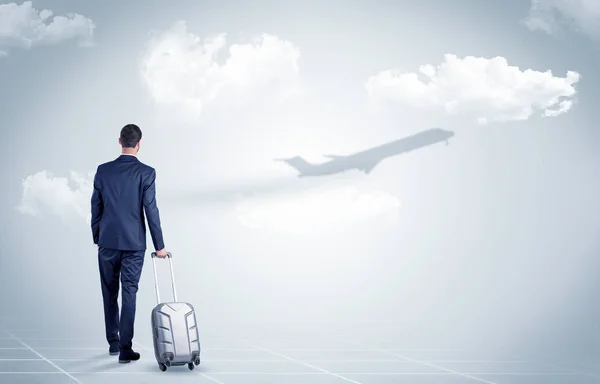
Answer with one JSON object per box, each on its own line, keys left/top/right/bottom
{"left": 276, "top": 128, "right": 455, "bottom": 177}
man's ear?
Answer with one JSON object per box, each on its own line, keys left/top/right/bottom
{"left": 118, "top": 138, "right": 122, "bottom": 146}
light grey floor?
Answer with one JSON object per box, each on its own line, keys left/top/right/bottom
{"left": 1, "top": 325, "right": 600, "bottom": 384}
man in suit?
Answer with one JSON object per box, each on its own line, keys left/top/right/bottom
{"left": 91, "top": 124, "right": 168, "bottom": 363}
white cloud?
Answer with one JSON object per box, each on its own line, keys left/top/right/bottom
{"left": 366, "top": 54, "right": 580, "bottom": 124}
{"left": 16, "top": 170, "right": 93, "bottom": 226}
{"left": 524, "top": 0, "right": 600, "bottom": 38}
{"left": 16, "top": 171, "right": 401, "bottom": 235}
{"left": 235, "top": 186, "right": 401, "bottom": 234}
{"left": 140, "top": 21, "right": 301, "bottom": 118}
{"left": 0, "top": 1, "right": 94, "bottom": 56}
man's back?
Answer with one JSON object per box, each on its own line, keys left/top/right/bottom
{"left": 92, "top": 155, "right": 164, "bottom": 252}
{"left": 92, "top": 123, "right": 167, "bottom": 363}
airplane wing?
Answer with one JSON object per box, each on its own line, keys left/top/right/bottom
{"left": 323, "top": 154, "right": 345, "bottom": 160}
{"left": 359, "top": 160, "right": 380, "bottom": 174}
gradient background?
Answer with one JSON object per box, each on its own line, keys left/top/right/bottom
{"left": 1, "top": 0, "right": 600, "bottom": 378}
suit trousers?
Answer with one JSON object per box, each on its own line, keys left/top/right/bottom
{"left": 98, "top": 247, "right": 145, "bottom": 350}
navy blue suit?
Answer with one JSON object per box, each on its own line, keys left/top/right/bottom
{"left": 91, "top": 154, "right": 165, "bottom": 351}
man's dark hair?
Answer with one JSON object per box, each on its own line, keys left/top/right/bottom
{"left": 120, "top": 124, "right": 142, "bottom": 148}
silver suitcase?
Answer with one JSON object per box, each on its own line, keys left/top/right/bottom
{"left": 150, "top": 252, "right": 201, "bottom": 372}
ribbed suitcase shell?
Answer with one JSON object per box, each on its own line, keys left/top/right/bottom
{"left": 151, "top": 302, "right": 200, "bottom": 365}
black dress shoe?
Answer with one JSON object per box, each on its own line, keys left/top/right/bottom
{"left": 118, "top": 349, "right": 141, "bottom": 364}
{"left": 109, "top": 343, "right": 119, "bottom": 356}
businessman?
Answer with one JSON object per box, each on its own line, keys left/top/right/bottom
{"left": 90, "top": 124, "right": 168, "bottom": 363}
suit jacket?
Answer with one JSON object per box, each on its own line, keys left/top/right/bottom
{"left": 90, "top": 154, "right": 165, "bottom": 251}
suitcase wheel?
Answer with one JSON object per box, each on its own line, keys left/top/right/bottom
{"left": 158, "top": 363, "right": 167, "bottom": 372}
{"left": 194, "top": 357, "right": 201, "bottom": 366}
{"left": 188, "top": 362, "right": 195, "bottom": 370}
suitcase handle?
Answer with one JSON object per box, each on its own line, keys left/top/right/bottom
{"left": 150, "top": 252, "right": 178, "bottom": 304}
{"left": 151, "top": 252, "right": 172, "bottom": 258}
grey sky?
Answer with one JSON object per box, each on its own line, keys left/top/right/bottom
{"left": 1, "top": 0, "right": 599, "bottom": 357}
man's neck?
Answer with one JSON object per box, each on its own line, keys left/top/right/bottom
{"left": 121, "top": 150, "right": 137, "bottom": 157}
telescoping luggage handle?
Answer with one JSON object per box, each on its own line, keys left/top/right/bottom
{"left": 150, "top": 252, "right": 177, "bottom": 305}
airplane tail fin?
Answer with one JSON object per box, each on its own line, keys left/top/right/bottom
{"left": 274, "top": 156, "right": 314, "bottom": 175}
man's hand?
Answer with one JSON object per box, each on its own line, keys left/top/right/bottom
{"left": 155, "top": 248, "right": 168, "bottom": 258}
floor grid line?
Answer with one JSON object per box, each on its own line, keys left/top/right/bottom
{"left": 0, "top": 327, "right": 597, "bottom": 383}
{"left": 339, "top": 338, "right": 499, "bottom": 384}
{"left": 133, "top": 340, "right": 227, "bottom": 384}
{"left": 3, "top": 329, "right": 82, "bottom": 383}
{"left": 244, "top": 340, "right": 366, "bottom": 384}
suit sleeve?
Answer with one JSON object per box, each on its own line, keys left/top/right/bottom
{"left": 143, "top": 168, "right": 165, "bottom": 251}
{"left": 90, "top": 169, "right": 103, "bottom": 244}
